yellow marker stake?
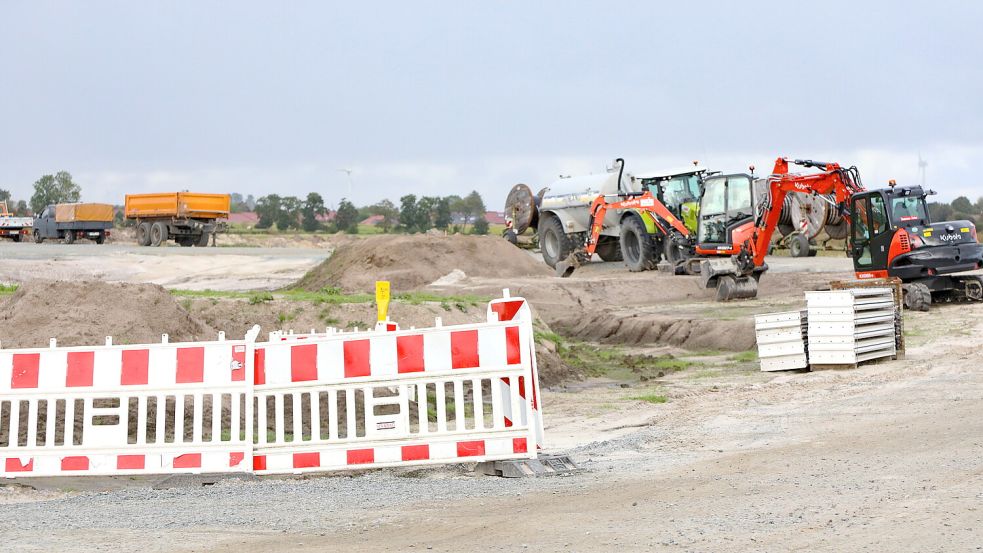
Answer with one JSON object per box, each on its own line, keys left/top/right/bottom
{"left": 376, "top": 281, "right": 391, "bottom": 322}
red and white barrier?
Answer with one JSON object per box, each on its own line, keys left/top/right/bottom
{"left": 0, "top": 291, "right": 543, "bottom": 478}
{"left": 251, "top": 292, "right": 542, "bottom": 474}
{"left": 0, "top": 329, "right": 259, "bottom": 478}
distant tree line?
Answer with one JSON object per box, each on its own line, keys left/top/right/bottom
{"left": 928, "top": 195, "right": 983, "bottom": 229}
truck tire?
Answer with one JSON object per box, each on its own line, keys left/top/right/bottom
{"left": 33, "top": 229, "right": 43, "bottom": 244}
{"left": 195, "top": 232, "right": 210, "bottom": 247}
{"left": 150, "top": 222, "right": 168, "bottom": 247}
{"left": 64, "top": 230, "right": 75, "bottom": 244}
{"left": 595, "top": 237, "right": 623, "bottom": 262}
{"left": 11, "top": 234, "right": 21, "bottom": 243}
{"left": 539, "top": 215, "right": 574, "bottom": 269}
{"left": 137, "top": 223, "right": 152, "bottom": 246}
{"left": 619, "top": 216, "right": 657, "bottom": 272}
{"left": 789, "top": 233, "right": 810, "bottom": 258}
{"left": 95, "top": 232, "right": 105, "bottom": 245}
{"left": 903, "top": 282, "right": 932, "bottom": 312}
{"left": 177, "top": 236, "right": 194, "bottom": 247}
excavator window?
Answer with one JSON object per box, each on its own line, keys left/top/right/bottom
{"left": 889, "top": 196, "right": 928, "bottom": 226}
{"left": 698, "top": 175, "right": 753, "bottom": 244}
{"left": 870, "top": 194, "right": 889, "bottom": 236}
{"left": 852, "top": 197, "right": 873, "bottom": 266}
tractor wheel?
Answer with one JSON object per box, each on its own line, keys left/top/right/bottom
{"left": 595, "top": 237, "right": 623, "bottom": 262}
{"left": 33, "top": 229, "right": 43, "bottom": 244}
{"left": 619, "top": 216, "right": 657, "bottom": 272}
{"left": 663, "top": 233, "right": 688, "bottom": 267}
{"left": 903, "top": 282, "right": 932, "bottom": 312}
{"left": 789, "top": 233, "right": 810, "bottom": 258}
{"left": 539, "top": 215, "right": 574, "bottom": 269}
{"left": 137, "top": 223, "right": 152, "bottom": 246}
{"left": 150, "top": 222, "right": 168, "bottom": 246}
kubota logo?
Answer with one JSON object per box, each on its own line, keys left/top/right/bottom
{"left": 939, "top": 233, "right": 962, "bottom": 242}
{"left": 793, "top": 183, "right": 811, "bottom": 191}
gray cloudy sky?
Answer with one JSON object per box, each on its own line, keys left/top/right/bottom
{"left": 1, "top": 0, "right": 981, "bottom": 208}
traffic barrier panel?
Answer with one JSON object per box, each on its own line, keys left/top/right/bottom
{"left": 251, "top": 291, "right": 542, "bottom": 475}
{"left": 0, "top": 328, "right": 259, "bottom": 478}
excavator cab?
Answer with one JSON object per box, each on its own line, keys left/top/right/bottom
{"left": 694, "top": 173, "right": 755, "bottom": 255}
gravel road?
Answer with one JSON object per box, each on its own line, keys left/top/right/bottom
{"left": 2, "top": 305, "right": 981, "bottom": 552}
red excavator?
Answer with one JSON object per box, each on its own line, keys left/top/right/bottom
{"left": 690, "top": 158, "right": 983, "bottom": 307}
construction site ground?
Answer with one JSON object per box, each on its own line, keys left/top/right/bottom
{"left": 1, "top": 235, "right": 980, "bottom": 552}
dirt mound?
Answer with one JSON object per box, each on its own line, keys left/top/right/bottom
{"left": 293, "top": 234, "right": 551, "bottom": 293}
{"left": 0, "top": 281, "right": 217, "bottom": 348}
{"left": 552, "top": 311, "right": 756, "bottom": 352}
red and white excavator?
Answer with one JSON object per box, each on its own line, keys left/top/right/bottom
{"left": 563, "top": 157, "right": 983, "bottom": 309}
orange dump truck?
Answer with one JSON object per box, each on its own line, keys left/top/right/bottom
{"left": 124, "top": 192, "right": 230, "bottom": 247}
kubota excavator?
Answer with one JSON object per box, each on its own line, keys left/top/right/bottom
{"left": 690, "top": 158, "right": 983, "bottom": 308}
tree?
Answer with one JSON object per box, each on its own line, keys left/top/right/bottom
{"left": 245, "top": 194, "right": 256, "bottom": 210}
{"left": 951, "top": 196, "right": 974, "bottom": 214}
{"left": 434, "top": 197, "right": 452, "bottom": 230}
{"left": 14, "top": 200, "right": 29, "bottom": 216}
{"left": 416, "top": 196, "right": 439, "bottom": 232}
{"left": 276, "top": 196, "right": 302, "bottom": 230}
{"left": 0, "top": 189, "right": 10, "bottom": 203}
{"left": 335, "top": 198, "right": 359, "bottom": 233}
{"left": 230, "top": 193, "right": 250, "bottom": 213}
{"left": 30, "top": 171, "right": 81, "bottom": 213}
{"left": 472, "top": 215, "right": 490, "bottom": 235}
{"left": 399, "top": 194, "right": 419, "bottom": 233}
{"left": 369, "top": 199, "right": 399, "bottom": 232}
{"left": 301, "top": 192, "right": 326, "bottom": 232}
{"left": 451, "top": 190, "right": 486, "bottom": 231}
{"left": 254, "top": 194, "right": 281, "bottom": 229}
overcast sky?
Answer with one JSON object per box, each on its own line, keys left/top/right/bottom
{"left": 1, "top": 1, "right": 981, "bottom": 209}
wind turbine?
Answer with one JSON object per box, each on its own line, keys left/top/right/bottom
{"left": 917, "top": 153, "right": 928, "bottom": 188}
{"left": 337, "top": 168, "right": 353, "bottom": 198}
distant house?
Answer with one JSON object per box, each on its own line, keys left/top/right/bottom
{"left": 360, "top": 214, "right": 386, "bottom": 226}
{"left": 483, "top": 211, "right": 506, "bottom": 224}
{"left": 317, "top": 211, "right": 336, "bottom": 223}
{"left": 228, "top": 212, "right": 259, "bottom": 226}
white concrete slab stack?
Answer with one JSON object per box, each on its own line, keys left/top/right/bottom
{"left": 805, "top": 288, "right": 897, "bottom": 366}
{"left": 754, "top": 310, "right": 808, "bottom": 371}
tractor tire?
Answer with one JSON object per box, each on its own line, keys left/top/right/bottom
{"left": 903, "top": 282, "right": 932, "bottom": 312}
{"left": 137, "top": 223, "right": 152, "bottom": 246}
{"left": 194, "top": 232, "right": 210, "bottom": 247}
{"left": 663, "top": 233, "right": 688, "bottom": 267}
{"left": 789, "top": 233, "right": 810, "bottom": 258}
{"left": 33, "top": 229, "right": 43, "bottom": 244}
{"left": 150, "top": 222, "right": 168, "bottom": 247}
{"left": 595, "top": 237, "right": 623, "bottom": 262}
{"left": 539, "top": 215, "right": 574, "bottom": 269}
{"left": 619, "top": 216, "right": 657, "bottom": 272}
{"left": 64, "top": 230, "right": 75, "bottom": 244}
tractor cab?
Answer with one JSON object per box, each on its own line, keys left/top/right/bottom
{"left": 850, "top": 185, "right": 983, "bottom": 283}
{"left": 694, "top": 173, "right": 755, "bottom": 256}
{"left": 634, "top": 166, "right": 706, "bottom": 233}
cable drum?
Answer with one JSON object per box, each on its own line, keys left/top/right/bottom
{"left": 504, "top": 183, "right": 538, "bottom": 235}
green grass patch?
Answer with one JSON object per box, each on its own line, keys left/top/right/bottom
{"left": 0, "top": 283, "right": 19, "bottom": 295}
{"left": 631, "top": 394, "right": 668, "bottom": 404}
{"left": 729, "top": 350, "right": 758, "bottom": 363}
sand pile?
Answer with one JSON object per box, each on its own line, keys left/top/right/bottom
{"left": 293, "top": 234, "right": 550, "bottom": 293}
{"left": 0, "top": 281, "right": 217, "bottom": 348}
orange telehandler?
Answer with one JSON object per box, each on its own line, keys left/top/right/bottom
{"left": 563, "top": 157, "right": 983, "bottom": 308}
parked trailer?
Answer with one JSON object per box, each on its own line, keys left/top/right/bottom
{"left": 125, "top": 192, "right": 230, "bottom": 247}
{"left": 33, "top": 203, "right": 114, "bottom": 244}
{"left": 0, "top": 201, "right": 32, "bottom": 242}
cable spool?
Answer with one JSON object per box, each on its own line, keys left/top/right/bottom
{"left": 504, "top": 183, "right": 538, "bottom": 235}
{"left": 776, "top": 193, "right": 828, "bottom": 239}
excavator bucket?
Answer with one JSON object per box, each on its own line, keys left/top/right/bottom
{"left": 715, "top": 275, "right": 758, "bottom": 301}
{"left": 698, "top": 258, "right": 759, "bottom": 301}
{"left": 555, "top": 252, "right": 583, "bottom": 278}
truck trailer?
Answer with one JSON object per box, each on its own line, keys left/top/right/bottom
{"left": 125, "top": 192, "right": 230, "bottom": 247}
{"left": 0, "top": 201, "right": 33, "bottom": 242}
